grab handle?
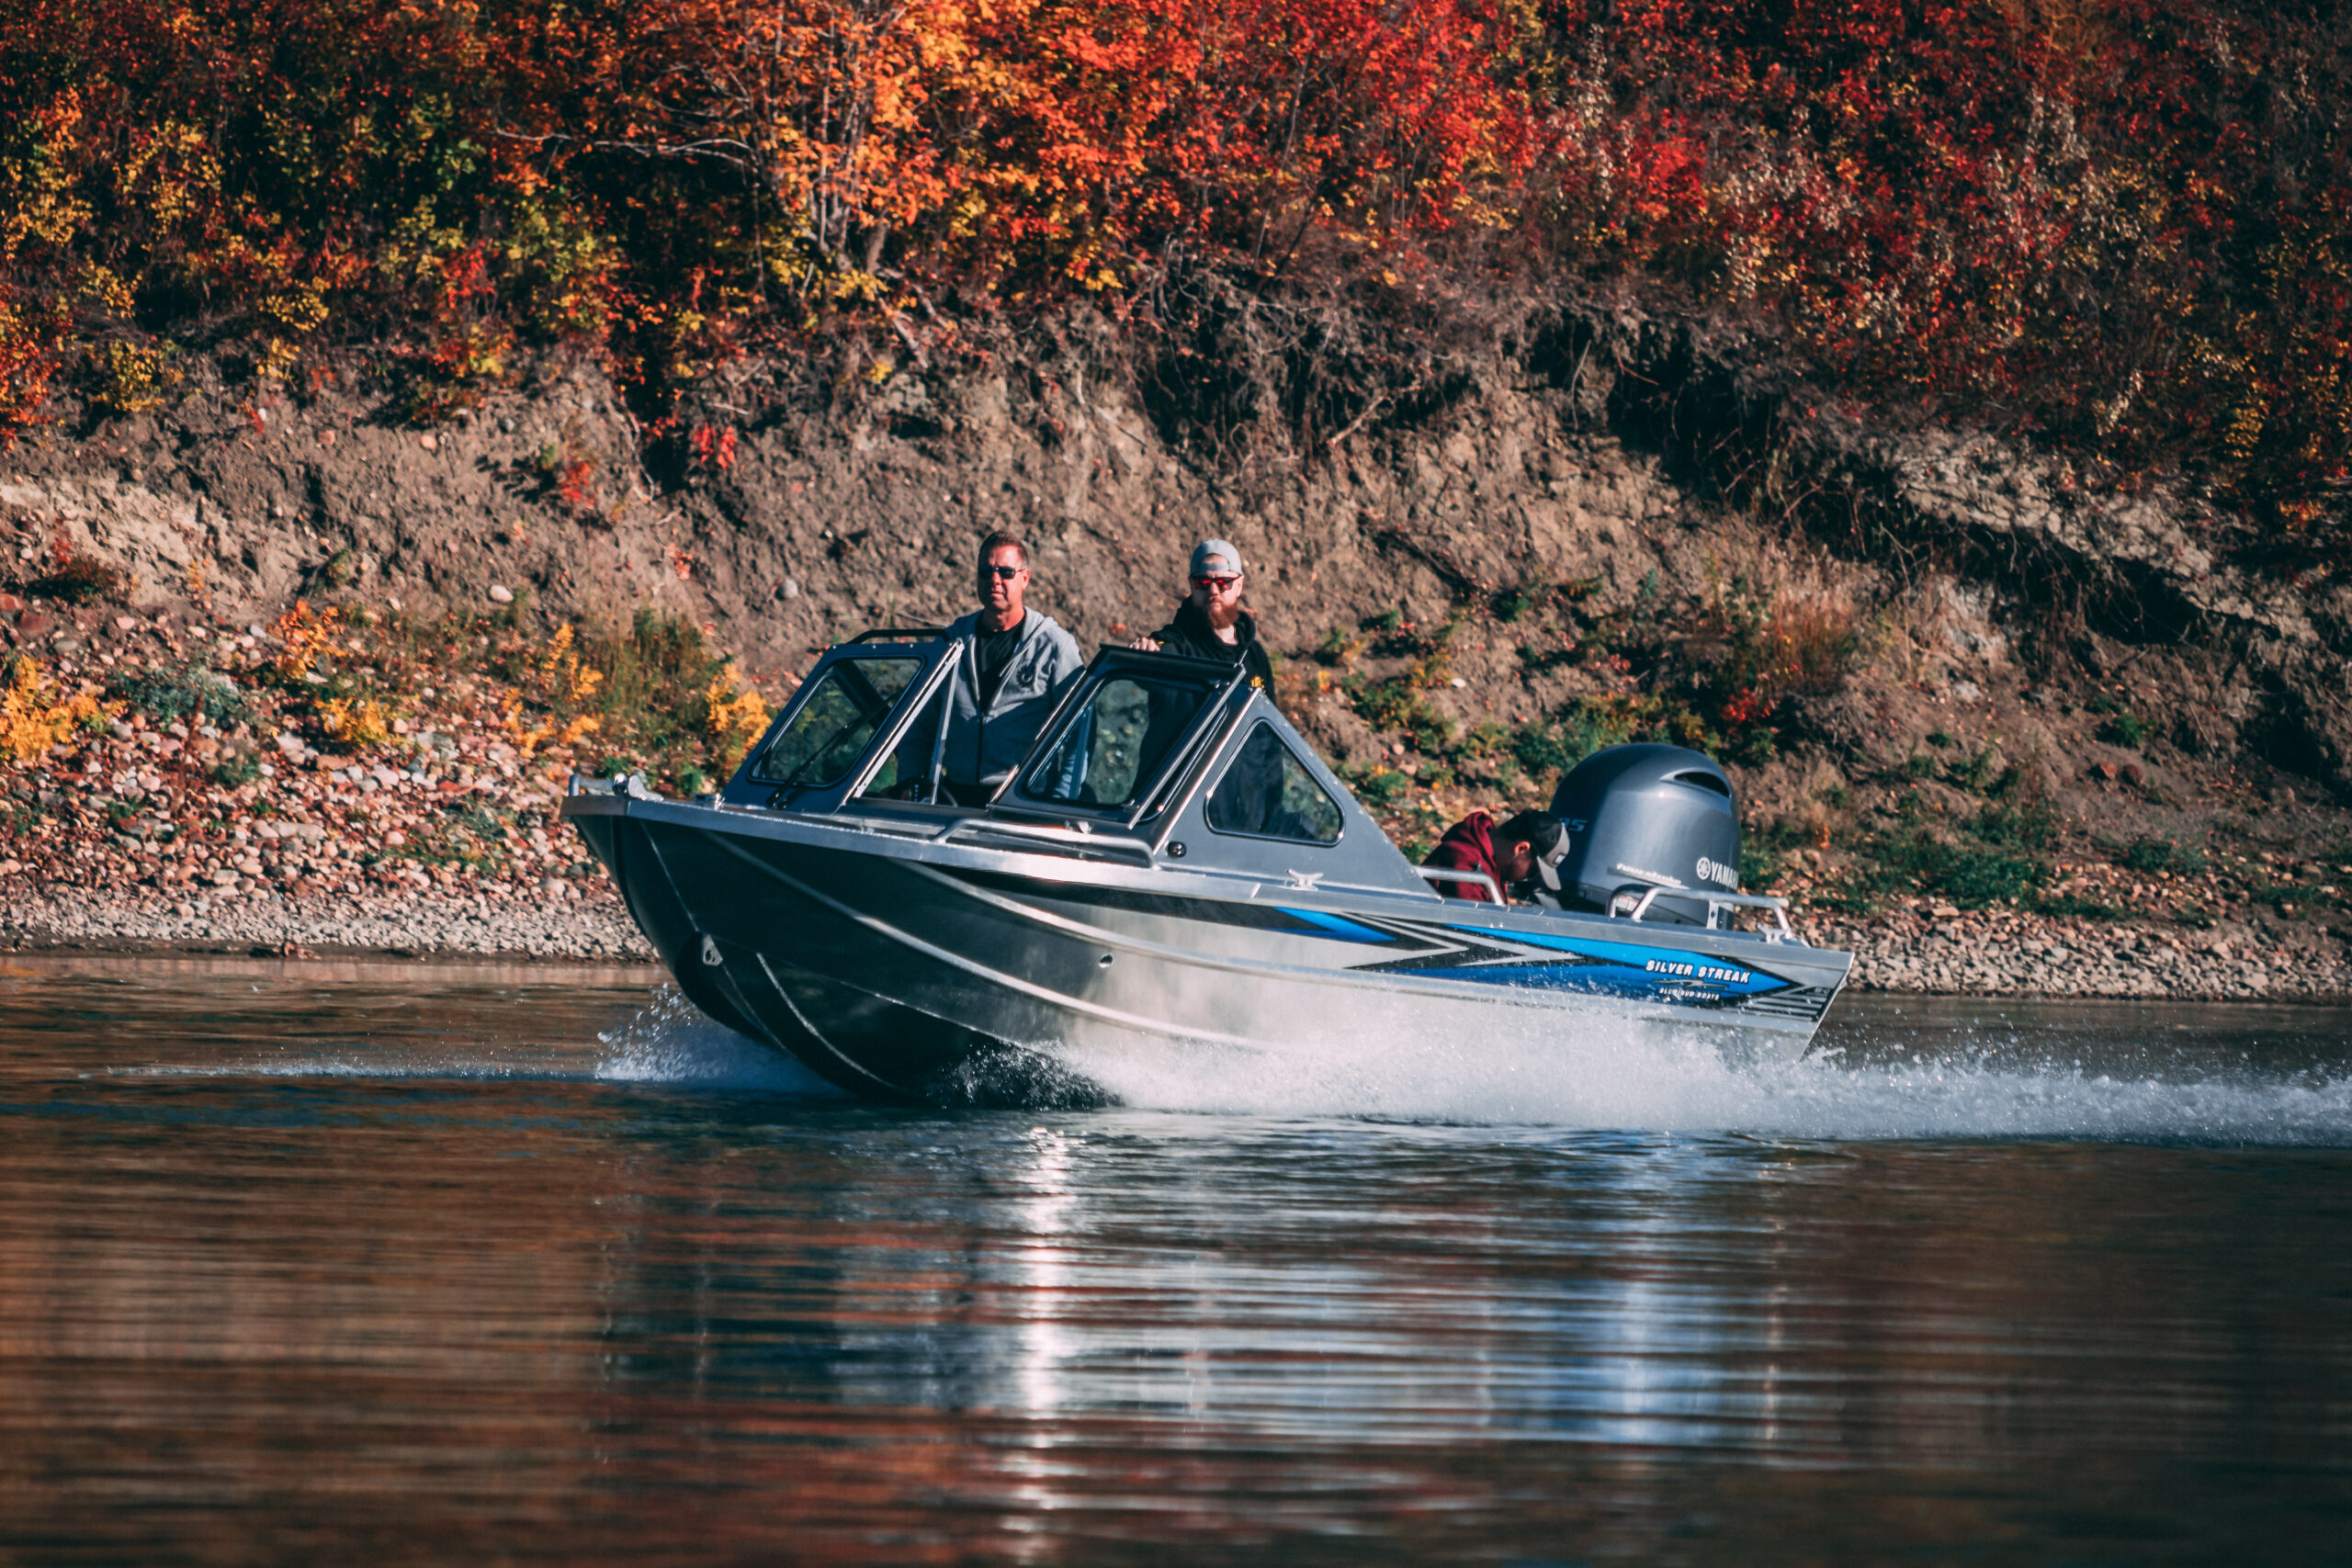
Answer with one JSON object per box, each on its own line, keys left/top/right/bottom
{"left": 1414, "top": 864, "right": 1503, "bottom": 903}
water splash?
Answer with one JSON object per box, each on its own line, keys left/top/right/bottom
{"left": 1056, "top": 999, "right": 2352, "bottom": 1145}
{"left": 587, "top": 985, "right": 2352, "bottom": 1142}
{"left": 596, "top": 985, "right": 844, "bottom": 1095}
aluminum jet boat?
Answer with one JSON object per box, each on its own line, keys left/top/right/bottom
{"left": 561, "top": 630, "right": 1852, "bottom": 1104}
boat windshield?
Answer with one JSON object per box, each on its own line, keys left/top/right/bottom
{"left": 751, "top": 655, "right": 923, "bottom": 789}
{"left": 1021, "top": 671, "right": 1214, "bottom": 811}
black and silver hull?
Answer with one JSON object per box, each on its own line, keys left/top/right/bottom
{"left": 566, "top": 795, "right": 1852, "bottom": 1105}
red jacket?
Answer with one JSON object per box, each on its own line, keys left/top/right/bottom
{"left": 1424, "top": 810, "right": 1504, "bottom": 903}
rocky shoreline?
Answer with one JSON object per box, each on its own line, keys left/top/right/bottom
{"left": 1812, "top": 909, "right": 2350, "bottom": 1004}
{"left": 1, "top": 597, "right": 2343, "bottom": 1005}
{"left": 7, "top": 882, "right": 2346, "bottom": 1005}
{"left": 4, "top": 884, "right": 652, "bottom": 964}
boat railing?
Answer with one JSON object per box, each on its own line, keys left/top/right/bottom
{"left": 847, "top": 626, "right": 950, "bottom": 643}
{"left": 1610, "top": 884, "right": 1798, "bottom": 942}
{"left": 936, "top": 816, "right": 1159, "bottom": 867}
{"left": 1415, "top": 864, "right": 1505, "bottom": 903}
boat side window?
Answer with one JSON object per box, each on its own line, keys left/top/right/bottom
{"left": 1023, "top": 675, "right": 1210, "bottom": 810}
{"left": 1204, "top": 723, "right": 1341, "bottom": 845}
{"left": 751, "top": 656, "right": 922, "bottom": 788}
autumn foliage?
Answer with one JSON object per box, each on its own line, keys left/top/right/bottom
{"left": 0, "top": 0, "right": 2346, "bottom": 552}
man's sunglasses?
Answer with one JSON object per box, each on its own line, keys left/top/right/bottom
{"left": 1193, "top": 575, "right": 1241, "bottom": 590}
{"left": 980, "top": 564, "right": 1024, "bottom": 580}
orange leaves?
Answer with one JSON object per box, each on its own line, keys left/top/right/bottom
{"left": 701, "top": 661, "right": 771, "bottom": 773}
{"left": 0, "top": 658, "right": 119, "bottom": 763}
{"left": 524, "top": 0, "right": 1542, "bottom": 296}
{"left": 3, "top": 0, "right": 2346, "bottom": 563}
{"left": 270, "top": 600, "right": 339, "bottom": 682}
{"left": 0, "top": 286, "right": 64, "bottom": 443}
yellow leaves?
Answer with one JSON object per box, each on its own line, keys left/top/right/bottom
{"left": 2223, "top": 395, "right": 2269, "bottom": 464}
{"left": 254, "top": 280, "right": 334, "bottom": 381}
{"left": 318, "top": 694, "right": 390, "bottom": 748}
{"left": 0, "top": 92, "right": 95, "bottom": 266}
{"left": 116, "top": 119, "right": 221, "bottom": 231}
{"left": 501, "top": 626, "right": 604, "bottom": 757}
{"left": 501, "top": 693, "right": 599, "bottom": 758}
{"left": 524, "top": 625, "right": 605, "bottom": 707}
{"left": 1, "top": 658, "right": 118, "bottom": 763}
{"left": 271, "top": 600, "right": 340, "bottom": 682}
{"left": 72, "top": 262, "right": 134, "bottom": 315}
{"left": 704, "top": 662, "right": 772, "bottom": 773}
{"left": 97, "top": 342, "right": 178, "bottom": 414}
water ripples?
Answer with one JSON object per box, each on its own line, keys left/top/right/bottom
{"left": 0, "top": 958, "right": 2346, "bottom": 1562}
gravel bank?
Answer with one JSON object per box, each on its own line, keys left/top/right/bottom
{"left": 1815, "top": 908, "right": 2352, "bottom": 1002}
{"left": 8, "top": 879, "right": 2346, "bottom": 1004}
{"left": 4, "top": 884, "right": 651, "bottom": 962}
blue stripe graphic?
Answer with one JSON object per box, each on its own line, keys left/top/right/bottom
{"left": 1440, "top": 924, "right": 1792, "bottom": 998}
{"left": 1277, "top": 908, "right": 1396, "bottom": 944}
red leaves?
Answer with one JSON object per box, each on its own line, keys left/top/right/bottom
{"left": 688, "top": 424, "right": 737, "bottom": 470}
{"left": 0, "top": 0, "right": 2345, "bottom": 559}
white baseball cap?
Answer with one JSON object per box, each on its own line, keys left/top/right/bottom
{"left": 1534, "top": 819, "right": 1570, "bottom": 893}
{"left": 1188, "top": 540, "right": 1244, "bottom": 579}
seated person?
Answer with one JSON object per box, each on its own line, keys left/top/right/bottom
{"left": 1423, "top": 808, "right": 1566, "bottom": 905}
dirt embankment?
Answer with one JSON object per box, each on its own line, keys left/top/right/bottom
{"left": 3, "top": 301, "right": 2349, "bottom": 994}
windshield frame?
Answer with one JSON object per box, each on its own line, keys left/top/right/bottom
{"left": 727, "top": 640, "right": 958, "bottom": 813}
{"left": 997, "top": 649, "right": 1250, "bottom": 828}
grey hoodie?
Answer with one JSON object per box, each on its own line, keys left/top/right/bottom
{"left": 939, "top": 608, "right": 1085, "bottom": 790}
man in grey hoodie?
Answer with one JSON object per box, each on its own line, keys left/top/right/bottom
{"left": 937, "top": 531, "right": 1085, "bottom": 803}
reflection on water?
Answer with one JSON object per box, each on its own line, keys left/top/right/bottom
{"left": 0, "top": 957, "right": 2346, "bottom": 1563}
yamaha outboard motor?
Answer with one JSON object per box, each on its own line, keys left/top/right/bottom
{"left": 1546, "top": 744, "right": 1740, "bottom": 925}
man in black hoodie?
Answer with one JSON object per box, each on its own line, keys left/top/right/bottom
{"left": 1134, "top": 539, "right": 1274, "bottom": 690}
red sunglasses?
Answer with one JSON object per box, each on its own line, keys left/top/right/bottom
{"left": 1193, "top": 574, "right": 1241, "bottom": 590}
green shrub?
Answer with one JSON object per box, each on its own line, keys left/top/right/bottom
{"left": 1339, "top": 762, "right": 1408, "bottom": 807}
{"left": 2036, "top": 892, "right": 2125, "bottom": 919}
{"left": 1351, "top": 677, "right": 1452, "bottom": 751}
{"left": 2097, "top": 712, "right": 2150, "bottom": 748}
{"left": 1951, "top": 746, "right": 2005, "bottom": 793}
{"left": 1939, "top": 844, "right": 2042, "bottom": 905}
{"left": 1511, "top": 721, "right": 1576, "bottom": 777}
{"left": 1974, "top": 799, "right": 2056, "bottom": 851}
{"left": 112, "top": 662, "right": 252, "bottom": 728}
{"left": 1740, "top": 818, "right": 1811, "bottom": 890}
{"left": 2119, "top": 836, "right": 2207, "bottom": 874}
{"left": 1841, "top": 820, "right": 2049, "bottom": 911}
{"left": 1460, "top": 719, "right": 1511, "bottom": 758}
{"left": 1510, "top": 701, "right": 1634, "bottom": 779}
{"left": 1492, "top": 583, "right": 1548, "bottom": 622}
{"left": 1314, "top": 626, "right": 1363, "bottom": 666}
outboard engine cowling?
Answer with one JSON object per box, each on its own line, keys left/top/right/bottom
{"left": 1546, "top": 743, "right": 1740, "bottom": 924}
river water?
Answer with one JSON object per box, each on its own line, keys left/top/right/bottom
{"left": 0, "top": 956, "right": 2346, "bottom": 1564}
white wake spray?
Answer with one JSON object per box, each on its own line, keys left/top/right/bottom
{"left": 599, "top": 984, "right": 2352, "bottom": 1143}
{"left": 1049, "top": 998, "right": 2352, "bottom": 1144}
{"left": 595, "top": 985, "right": 844, "bottom": 1094}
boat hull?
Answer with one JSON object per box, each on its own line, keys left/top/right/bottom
{"left": 568, "top": 796, "right": 1852, "bottom": 1105}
